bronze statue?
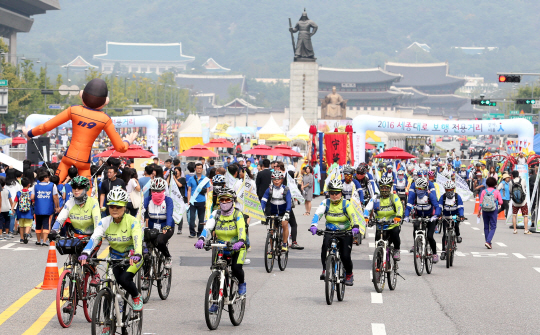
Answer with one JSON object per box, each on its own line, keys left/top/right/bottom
{"left": 289, "top": 9, "right": 318, "bottom": 61}
{"left": 321, "top": 86, "right": 347, "bottom": 119}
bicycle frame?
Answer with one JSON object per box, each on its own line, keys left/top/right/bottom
{"left": 413, "top": 217, "right": 430, "bottom": 253}
{"left": 371, "top": 220, "right": 395, "bottom": 273}
{"left": 207, "top": 243, "right": 241, "bottom": 306}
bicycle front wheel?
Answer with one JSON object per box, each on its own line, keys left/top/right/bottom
{"left": 139, "top": 258, "right": 153, "bottom": 303}
{"left": 450, "top": 235, "right": 456, "bottom": 267}
{"left": 325, "top": 255, "right": 336, "bottom": 305}
{"left": 336, "top": 259, "right": 346, "bottom": 302}
{"left": 264, "top": 232, "right": 274, "bottom": 273}
{"left": 121, "top": 294, "right": 143, "bottom": 335}
{"left": 446, "top": 233, "right": 452, "bottom": 269}
{"left": 228, "top": 276, "right": 246, "bottom": 326}
{"left": 91, "top": 289, "right": 116, "bottom": 335}
{"left": 372, "top": 247, "right": 385, "bottom": 293}
{"left": 387, "top": 256, "right": 398, "bottom": 291}
{"left": 56, "top": 269, "right": 76, "bottom": 328}
{"left": 425, "top": 243, "right": 433, "bottom": 274}
{"left": 157, "top": 256, "right": 172, "bottom": 300}
{"left": 83, "top": 266, "right": 98, "bottom": 323}
{"left": 204, "top": 271, "right": 224, "bottom": 330}
{"left": 413, "top": 236, "right": 424, "bottom": 276}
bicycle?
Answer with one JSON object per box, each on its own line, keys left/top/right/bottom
{"left": 369, "top": 218, "right": 404, "bottom": 293}
{"left": 55, "top": 236, "right": 98, "bottom": 328}
{"left": 442, "top": 216, "right": 459, "bottom": 268}
{"left": 263, "top": 215, "right": 288, "bottom": 273}
{"left": 203, "top": 240, "right": 246, "bottom": 330}
{"left": 136, "top": 228, "right": 172, "bottom": 303}
{"left": 314, "top": 229, "right": 352, "bottom": 305}
{"left": 411, "top": 217, "right": 433, "bottom": 276}
{"left": 89, "top": 257, "right": 143, "bottom": 335}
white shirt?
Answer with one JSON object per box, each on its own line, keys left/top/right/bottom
{"left": 126, "top": 179, "right": 139, "bottom": 194}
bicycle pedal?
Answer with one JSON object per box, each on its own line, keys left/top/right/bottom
{"left": 396, "top": 272, "right": 406, "bottom": 280}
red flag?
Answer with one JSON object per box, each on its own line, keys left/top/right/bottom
{"left": 324, "top": 133, "right": 348, "bottom": 166}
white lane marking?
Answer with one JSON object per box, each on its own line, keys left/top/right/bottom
{"left": 369, "top": 255, "right": 373, "bottom": 260}
{"left": 495, "top": 242, "right": 507, "bottom": 247}
{"left": 534, "top": 268, "right": 540, "bottom": 273}
{"left": 455, "top": 251, "right": 466, "bottom": 256}
{"left": 368, "top": 233, "right": 375, "bottom": 238}
{"left": 0, "top": 243, "right": 37, "bottom": 251}
{"left": 370, "top": 270, "right": 373, "bottom": 279}
{"left": 513, "top": 253, "right": 526, "bottom": 259}
{"left": 250, "top": 220, "right": 261, "bottom": 226}
{"left": 369, "top": 243, "right": 375, "bottom": 248}
{"left": 436, "top": 243, "right": 442, "bottom": 251}
{"left": 471, "top": 227, "right": 480, "bottom": 230}
{"left": 371, "top": 292, "right": 383, "bottom": 304}
{"left": 463, "top": 221, "right": 471, "bottom": 225}
{"left": 372, "top": 323, "right": 386, "bottom": 335}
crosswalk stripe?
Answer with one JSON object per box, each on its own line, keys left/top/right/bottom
{"left": 456, "top": 251, "right": 466, "bottom": 257}
{"left": 369, "top": 243, "right": 375, "bottom": 248}
{"left": 534, "top": 268, "right": 540, "bottom": 273}
{"left": 371, "top": 292, "right": 383, "bottom": 304}
{"left": 513, "top": 253, "right": 526, "bottom": 259}
{"left": 471, "top": 227, "right": 480, "bottom": 230}
{"left": 372, "top": 323, "right": 387, "bottom": 335}
{"left": 495, "top": 242, "right": 507, "bottom": 247}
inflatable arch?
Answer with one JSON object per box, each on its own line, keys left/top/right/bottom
{"left": 25, "top": 114, "right": 159, "bottom": 154}
{"left": 352, "top": 115, "right": 535, "bottom": 163}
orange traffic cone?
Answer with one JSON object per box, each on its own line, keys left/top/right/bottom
{"left": 497, "top": 209, "right": 506, "bottom": 220}
{"left": 36, "top": 240, "right": 59, "bottom": 290}
{"left": 473, "top": 195, "right": 480, "bottom": 215}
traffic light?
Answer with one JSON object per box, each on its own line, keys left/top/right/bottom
{"left": 516, "top": 99, "right": 536, "bottom": 104}
{"left": 472, "top": 99, "right": 496, "bottom": 106}
{"left": 499, "top": 74, "right": 521, "bottom": 83}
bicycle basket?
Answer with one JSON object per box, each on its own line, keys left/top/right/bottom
{"left": 56, "top": 238, "right": 87, "bottom": 255}
{"left": 144, "top": 228, "right": 160, "bottom": 242}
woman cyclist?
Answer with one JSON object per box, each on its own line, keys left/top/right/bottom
{"left": 79, "top": 187, "right": 144, "bottom": 311}
{"left": 310, "top": 179, "right": 361, "bottom": 286}
{"left": 364, "top": 177, "right": 403, "bottom": 260}
{"left": 143, "top": 177, "right": 174, "bottom": 269}
{"left": 48, "top": 176, "right": 102, "bottom": 284}
{"left": 195, "top": 187, "right": 247, "bottom": 299}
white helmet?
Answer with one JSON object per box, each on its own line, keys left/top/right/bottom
{"left": 150, "top": 177, "right": 167, "bottom": 191}
{"left": 416, "top": 177, "right": 429, "bottom": 189}
{"left": 107, "top": 186, "right": 129, "bottom": 205}
{"left": 397, "top": 170, "right": 405, "bottom": 175}
{"left": 272, "top": 170, "right": 285, "bottom": 180}
{"left": 212, "top": 174, "right": 226, "bottom": 184}
{"left": 444, "top": 181, "right": 456, "bottom": 189}
{"left": 328, "top": 178, "right": 343, "bottom": 191}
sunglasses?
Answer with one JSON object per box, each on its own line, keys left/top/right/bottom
{"left": 329, "top": 191, "right": 341, "bottom": 196}
{"left": 109, "top": 205, "right": 125, "bottom": 210}
{"left": 219, "top": 198, "right": 233, "bottom": 203}
{"left": 72, "top": 187, "right": 86, "bottom": 191}
{"left": 357, "top": 172, "right": 366, "bottom": 175}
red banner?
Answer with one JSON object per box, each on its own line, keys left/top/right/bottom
{"left": 324, "top": 133, "right": 349, "bottom": 166}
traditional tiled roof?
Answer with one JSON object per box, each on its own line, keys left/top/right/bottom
{"left": 202, "top": 58, "right": 230, "bottom": 72}
{"left": 318, "top": 90, "right": 409, "bottom": 101}
{"left": 93, "top": 42, "right": 195, "bottom": 63}
{"left": 176, "top": 74, "right": 245, "bottom": 100}
{"left": 407, "top": 42, "right": 431, "bottom": 53}
{"left": 421, "top": 94, "right": 469, "bottom": 105}
{"left": 384, "top": 62, "right": 466, "bottom": 89}
{"left": 318, "top": 67, "right": 402, "bottom": 84}
{"left": 220, "top": 98, "right": 262, "bottom": 109}
{"left": 62, "top": 55, "right": 97, "bottom": 68}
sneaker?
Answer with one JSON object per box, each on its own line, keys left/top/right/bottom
{"left": 525, "top": 230, "right": 532, "bottom": 235}
{"left": 513, "top": 230, "right": 518, "bottom": 234}
{"left": 432, "top": 254, "right": 439, "bottom": 264}
{"left": 35, "top": 241, "right": 41, "bottom": 245}
{"left": 281, "top": 243, "right": 288, "bottom": 252}
{"left": 456, "top": 236, "right": 462, "bottom": 243}
{"left": 266, "top": 252, "right": 273, "bottom": 259}
{"left": 41, "top": 242, "right": 48, "bottom": 246}
{"left": 0, "top": 236, "right": 4, "bottom": 240}
{"left": 90, "top": 273, "right": 101, "bottom": 286}
{"left": 23, "top": 234, "right": 28, "bottom": 244}
{"left": 248, "top": 246, "right": 251, "bottom": 251}
{"left": 244, "top": 259, "right": 251, "bottom": 265}
{"left": 188, "top": 234, "right": 196, "bottom": 238}
{"left": 290, "top": 242, "right": 304, "bottom": 250}
{"left": 177, "top": 230, "right": 182, "bottom": 235}
{"left": 164, "top": 257, "right": 173, "bottom": 269}
{"left": 393, "top": 250, "right": 401, "bottom": 261}
{"left": 320, "top": 270, "right": 326, "bottom": 280}
{"left": 132, "top": 295, "right": 143, "bottom": 311}
{"left": 344, "top": 273, "right": 354, "bottom": 286}
{"left": 208, "top": 304, "right": 219, "bottom": 314}
{"left": 440, "top": 252, "right": 446, "bottom": 260}
{"left": 238, "top": 282, "right": 246, "bottom": 295}
{"left": 19, "top": 239, "right": 24, "bottom": 244}
{"left": 485, "top": 242, "right": 492, "bottom": 249}
{"left": 28, "top": 233, "right": 33, "bottom": 238}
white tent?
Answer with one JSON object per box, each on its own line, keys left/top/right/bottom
{"left": 257, "top": 115, "right": 284, "bottom": 140}
{"left": 0, "top": 152, "right": 23, "bottom": 172}
{"left": 287, "top": 116, "right": 310, "bottom": 138}
{"left": 177, "top": 114, "right": 203, "bottom": 151}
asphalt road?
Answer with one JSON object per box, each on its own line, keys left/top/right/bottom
{"left": 1, "top": 198, "right": 540, "bottom": 335}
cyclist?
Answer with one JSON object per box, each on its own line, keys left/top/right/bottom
{"left": 143, "top": 177, "right": 174, "bottom": 269}
{"left": 79, "top": 187, "right": 144, "bottom": 311}
{"left": 195, "top": 187, "right": 247, "bottom": 297}
{"left": 458, "top": 164, "right": 470, "bottom": 181}
{"left": 364, "top": 177, "right": 403, "bottom": 260}
{"left": 310, "top": 179, "right": 360, "bottom": 285}
{"left": 261, "top": 170, "right": 292, "bottom": 252}
{"left": 428, "top": 171, "right": 441, "bottom": 200}
{"left": 211, "top": 174, "right": 226, "bottom": 211}
{"left": 342, "top": 165, "right": 364, "bottom": 203}
{"left": 403, "top": 177, "right": 439, "bottom": 263}
{"left": 355, "top": 163, "right": 377, "bottom": 206}
{"left": 394, "top": 170, "right": 408, "bottom": 207}
{"left": 435, "top": 180, "right": 465, "bottom": 261}
{"left": 48, "top": 176, "right": 102, "bottom": 284}
{"left": 385, "top": 164, "right": 396, "bottom": 182}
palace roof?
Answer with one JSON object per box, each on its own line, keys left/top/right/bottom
{"left": 62, "top": 55, "right": 97, "bottom": 68}
{"left": 202, "top": 58, "right": 230, "bottom": 72}
{"left": 384, "top": 62, "right": 466, "bottom": 89}
{"left": 318, "top": 67, "right": 402, "bottom": 84}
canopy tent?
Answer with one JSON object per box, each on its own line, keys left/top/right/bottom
{"left": 11, "top": 137, "right": 27, "bottom": 145}
{"left": 257, "top": 115, "right": 285, "bottom": 140}
{"left": 95, "top": 144, "right": 154, "bottom": 159}
{"left": 204, "top": 138, "right": 234, "bottom": 148}
{"left": 287, "top": 116, "right": 310, "bottom": 138}
{"left": 177, "top": 114, "right": 204, "bottom": 152}
{"left": 274, "top": 144, "right": 302, "bottom": 157}
{"left": 243, "top": 145, "right": 281, "bottom": 156}
{"left": 0, "top": 133, "right": 11, "bottom": 146}
{"left": 374, "top": 147, "right": 416, "bottom": 160}
{"left": 267, "top": 135, "right": 292, "bottom": 142}
{"left": 0, "top": 152, "right": 23, "bottom": 172}
{"left": 226, "top": 127, "right": 242, "bottom": 137}
{"left": 235, "top": 126, "right": 256, "bottom": 135}
{"left": 214, "top": 132, "right": 232, "bottom": 138}
{"left": 180, "top": 144, "right": 219, "bottom": 157}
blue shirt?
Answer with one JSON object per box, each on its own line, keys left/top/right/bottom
{"left": 139, "top": 176, "right": 151, "bottom": 190}
{"left": 499, "top": 180, "right": 511, "bottom": 201}
{"left": 15, "top": 190, "right": 33, "bottom": 219}
{"left": 187, "top": 175, "right": 210, "bottom": 203}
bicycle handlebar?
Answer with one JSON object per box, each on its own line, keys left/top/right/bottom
{"left": 204, "top": 241, "right": 233, "bottom": 251}
{"left": 88, "top": 257, "right": 131, "bottom": 267}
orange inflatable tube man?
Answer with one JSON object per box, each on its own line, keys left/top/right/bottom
{"left": 23, "top": 78, "right": 137, "bottom": 183}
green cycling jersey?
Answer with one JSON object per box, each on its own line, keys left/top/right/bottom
{"left": 52, "top": 197, "right": 101, "bottom": 235}
{"left": 311, "top": 198, "right": 360, "bottom": 231}
{"left": 364, "top": 194, "right": 403, "bottom": 229}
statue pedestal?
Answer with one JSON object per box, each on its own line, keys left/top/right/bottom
{"left": 289, "top": 61, "right": 318, "bottom": 127}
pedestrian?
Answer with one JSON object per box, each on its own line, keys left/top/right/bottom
{"left": 478, "top": 176, "right": 502, "bottom": 248}
{"left": 497, "top": 172, "right": 511, "bottom": 218}
{"left": 168, "top": 164, "right": 187, "bottom": 235}
{"left": 0, "top": 179, "right": 11, "bottom": 240}
{"left": 509, "top": 170, "right": 531, "bottom": 234}
{"left": 4, "top": 169, "right": 22, "bottom": 236}
{"left": 255, "top": 159, "right": 272, "bottom": 201}
{"left": 99, "top": 166, "right": 126, "bottom": 216}
{"left": 302, "top": 166, "right": 314, "bottom": 215}
{"left": 488, "top": 166, "right": 498, "bottom": 180}
{"left": 124, "top": 168, "right": 141, "bottom": 217}
{"left": 473, "top": 172, "right": 485, "bottom": 198}
{"left": 33, "top": 171, "right": 60, "bottom": 246}
{"left": 187, "top": 162, "right": 211, "bottom": 237}
{"left": 169, "top": 146, "right": 178, "bottom": 159}
{"left": 11, "top": 177, "right": 33, "bottom": 244}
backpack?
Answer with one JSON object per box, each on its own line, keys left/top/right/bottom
{"left": 18, "top": 190, "right": 31, "bottom": 213}
{"left": 324, "top": 199, "right": 350, "bottom": 221}
{"left": 511, "top": 178, "right": 525, "bottom": 204}
{"left": 481, "top": 189, "right": 497, "bottom": 212}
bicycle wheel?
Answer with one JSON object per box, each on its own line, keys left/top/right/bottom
{"left": 446, "top": 232, "right": 452, "bottom": 269}
{"left": 264, "top": 232, "right": 274, "bottom": 273}
{"left": 139, "top": 257, "right": 153, "bottom": 303}
{"left": 121, "top": 295, "right": 143, "bottom": 335}
{"left": 436, "top": 220, "right": 442, "bottom": 234}
{"left": 336, "top": 259, "right": 346, "bottom": 302}
{"left": 387, "top": 257, "right": 398, "bottom": 291}
{"left": 450, "top": 236, "right": 455, "bottom": 267}
{"left": 325, "top": 255, "right": 336, "bottom": 305}
{"left": 372, "top": 247, "right": 385, "bottom": 293}
{"left": 56, "top": 269, "right": 76, "bottom": 328}
{"left": 91, "top": 289, "right": 116, "bottom": 335}
{"left": 277, "top": 224, "right": 288, "bottom": 271}
{"left": 425, "top": 243, "right": 433, "bottom": 274}
{"left": 157, "top": 256, "right": 172, "bottom": 300}
{"left": 205, "top": 271, "right": 224, "bottom": 330}
{"left": 83, "top": 266, "right": 98, "bottom": 323}
{"left": 228, "top": 276, "right": 246, "bottom": 326}
{"left": 413, "top": 235, "right": 424, "bottom": 276}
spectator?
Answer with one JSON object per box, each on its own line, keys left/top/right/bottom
{"left": 167, "top": 164, "right": 187, "bottom": 235}
{"left": 170, "top": 146, "right": 179, "bottom": 159}
{"left": 187, "top": 162, "right": 211, "bottom": 238}
{"left": 33, "top": 171, "right": 59, "bottom": 246}
{"left": 164, "top": 159, "right": 172, "bottom": 177}
{"left": 473, "top": 172, "right": 485, "bottom": 198}
{"left": 100, "top": 166, "right": 126, "bottom": 216}
{"left": 206, "top": 160, "right": 215, "bottom": 178}
{"left": 139, "top": 165, "right": 153, "bottom": 191}
{"left": 124, "top": 168, "right": 141, "bottom": 217}
{"left": 255, "top": 159, "right": 272, "bottom": 201}
{"left": 517, "top": 152, "right": 527, "bottom": 165}
{"left": 12, "top": 177, "right": 33, "bottom": 244}
{"left": 488, "top": 166, "right": 498, "bottom": 180}
{"left": 223, "top": 157, "right": 232, "bottom": 169}
{"left": 302, "top": 166, "right": 314, "bottom": 215}
{"left": 478, "top": 177, "right": 503, "bottom": 249}
{"left": 497, "top": 172, "right": 511, "bottom": 218}
{"left": 509, "top": 170, "right": 531, "bottom": 234}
